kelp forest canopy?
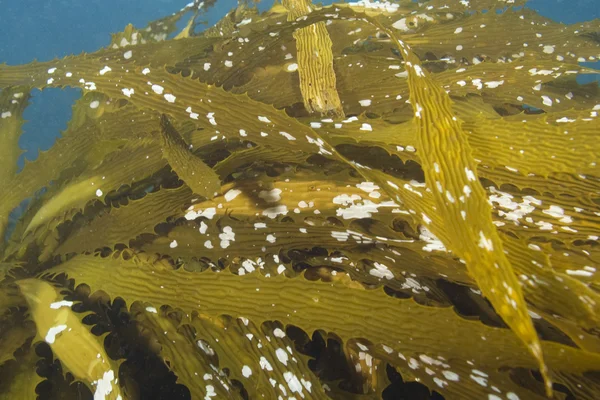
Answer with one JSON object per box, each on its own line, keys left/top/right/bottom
{"left": 0, "top": 0, "right": 599, "bottom": 399}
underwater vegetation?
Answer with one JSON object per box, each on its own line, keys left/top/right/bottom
{"left": 0, "top": 0, "right": 600, "bottom": 398}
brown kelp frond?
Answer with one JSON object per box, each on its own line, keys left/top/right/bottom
{"left": 41, "top": 251, "right": 600, "bottom": 399}
{"left": 1, "top": 0, "right": 600, "bottom": 398}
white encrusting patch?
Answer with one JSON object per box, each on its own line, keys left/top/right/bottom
{"left": 442, "top": 370, "right": 459, "bottom": 381}
{"left": 206, "top": 385, "right": 216, "bottom": 398}
{"left": 164, "top": 94, "right": 176, "bottom": 103}
{"left": 224, "top": 60, "right": 233, "bottom": 68}
{"left": 224, "top": 189, "right": 242, "bottom": 202}
{"left": 185, "top": 207, "right": 216, "bottom": 220}
{"left": 90, "top": 100, "right": 100, "bottom": 109}
{"left": 241, "top": 365, "right": 252, "bottom": 378}
{"left": 258, "top": 116, "right": 271, "bottom": 123}
{"left": 359, "top": 99, "right": 372, "bottom": 107}
{"left": 146, "top": 306, "right": 158, "bottom": 313}
{"left": 99, "top": 66, "right": 112, "bottom": 75}
{"left": 45, "top": 325, "right": 67, "bottom": 344}
{"left": 169, "top": 240, "right": 178, "bottom": 248}
{"left": 258, "top": 188, "right": 282, "bottom": 203}
{"left": 262, "top": 205, "right": 288, "bottom": 219}
{"left": 199, "top": 221, "right": 208, "bottom": 234}
{"left": 219, "top": 226, "right": 235, "bottom": 248}
{"left": 203, "top": 63, "right": 211, "bottom": 71}
{"left": 142, "top": 67, "right": 150, "bottom": 75}
{"left": 121, "top": 88, "right": 134, "bottom": 97}
{"left": 283, "top": 371, "right": 303, "bottom": 395}
{"left": 259, "top": 356, "right": 273, "bottom": 371}
{"left": 123, "top": 50, "right": 133, "bottom": 59}
{"left": 276, "top": 348, "right": 289, "bottom": 365}
{"left": 420, "top": 226, "right": 447, "bottom": 252}
{"left": 484, "top": 80, "right": 504, "bottom": 89}
{"left": 151, "top": 84, "right": 164, "bottom": 95}
{"left": 50, "top": 300, "right": 74, "bottom": 309}
{"left": 94, "top": 370, "right": 116, "bottom": 400}
{"left": 478, "top": 231, "right": 493, "bottom": 251}
{"left": 96, "top": 189, "right": 103, "bottom": 197}
{"left": 287, "top": 63, "right": 298, "bottom": 72}
{"left": 566, "top": 269, "right": 593, "bottom": 277}
{"left": 279, "top": 131, "right": 296, "bottom": 140}
{"left": 360, "top": 123, "right": 373, "bottom": 131}
{"left": 370, "top": 262, "right": 394, "bottom": 279}
{"left": 1, "top": 111, "right": 12, "bottom": 119}
{"left": 541, "top": 95, "right": 553, "bottom": 107}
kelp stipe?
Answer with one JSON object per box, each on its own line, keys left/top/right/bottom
{"left": 1, "top": 0, "right": 600, "bottom": 399}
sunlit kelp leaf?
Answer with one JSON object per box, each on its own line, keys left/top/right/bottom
{"left": 131, "top": 304, "right": 241, "bottom": 399}
{"left": 17, "top": 279, "right": 123, "bottom": 400}
{"left": 44, "top": 251, "right": 600, "bottom": 399}
{"left": 353, "top": 26, "right": 551, "bottom": 387}
{"left": 282, "top": 0, "right": 344, "bottom": 118}
{"left": 368, "top": 166, "right": 600, "bottom": 335}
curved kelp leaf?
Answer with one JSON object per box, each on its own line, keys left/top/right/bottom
{"left": 393, "top": 31, "right": 552, "bottom": 391}
{"left": 159, "top": 115, "right": 221, "bottom": 199}
{"left": 17, "top": 279, "right": 124, "bottom": 400}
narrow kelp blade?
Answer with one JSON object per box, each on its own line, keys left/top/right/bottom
{"left": 159, "top": 114, "right": 221, "bottom": 199}
{"left": 379, "top": 25, "right": 553, "bottom": 395}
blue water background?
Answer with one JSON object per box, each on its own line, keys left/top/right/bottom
{"left": 0, "top": 0, "right": 598, "bottom": 165}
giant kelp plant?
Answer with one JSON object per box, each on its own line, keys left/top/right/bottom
{"left": 0, "top": 0, "right": 600, "bottom": 399}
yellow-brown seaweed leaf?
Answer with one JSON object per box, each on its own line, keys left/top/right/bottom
{"left": 55, "top": 186, "right": 193, "bottom": 256}
{"left": 159, "top": 114, "right": 221, "bottom": 199}
{"left": 387, "top": 30, "right": 552, "bottom": 393}
{"left": 16, "top": 279, "right": 123, "bottom": 400}
{"left": 283, "top": 0, "right": 344, "bottom": 118}
{"left": 44, "top": 252, "right": 600, "bottom": 399}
